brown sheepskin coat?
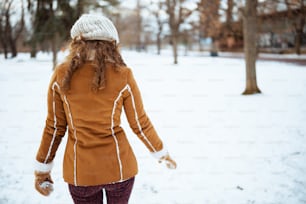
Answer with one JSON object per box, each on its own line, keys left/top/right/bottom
{"left": 35, "top": 62, "right": 166, "bottom": 186}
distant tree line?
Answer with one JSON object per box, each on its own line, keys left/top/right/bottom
{"left": 1, "top": 0, "right": 305, "bottom": 59}
{"left": 0, "top": 0, "right": 120, "bottom": 67}
{"left": 0, "top": 0, "right": 305, "bottom": 94}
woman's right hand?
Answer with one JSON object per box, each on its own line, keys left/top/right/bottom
{"left": 158, "top": 154, "right": 177, "bottom": 169}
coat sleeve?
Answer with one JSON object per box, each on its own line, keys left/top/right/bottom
{"left": 35, "top": 69, "right": 67, "bottom": 172}
{"left": 123, "top": 68, "right": 168, "bottom": 159}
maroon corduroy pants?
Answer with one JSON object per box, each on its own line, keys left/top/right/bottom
{"left": 68, "top": 177, "right": 135, "bottom": 204}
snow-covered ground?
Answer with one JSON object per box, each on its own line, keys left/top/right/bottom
{"left": 0, "top": 51, "right": 306, "bottom": 204}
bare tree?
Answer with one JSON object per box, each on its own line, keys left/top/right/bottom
{"left": 29, "top": 0, "right": 75, "bottom": 68}
{"left": 198, "top": 0, "right": 221, "bottom": 56}
{"left": 0, "top": 1, "right": 9, "bottom": 58}
{"left": 285, "top": 0, "right": 305, "bottom": 55}
{"left": 0, "top": 0, "right": 25, "bottom": 58}
{"left": 151, "top": 1, "right": 165, "bottom": 55}
{"left": 165, "top": 0, "right": 193, "bottom": 64}
{"left": 242, "top": 0, "right": 261, "bottom": 95}
{"left": 224, "top": 0, "right": 234, "bottom": 38}
{"left": 76, "top": 0, "right": 84, "bottom": 17}
{"left": 27, "top": 0, "right": 121, "bottom": 67}
{"left": 136, "top": 0, "right": 143, "bottom": 51}
{"left": 226, "top": 0, "right": 234, "bottom": 25}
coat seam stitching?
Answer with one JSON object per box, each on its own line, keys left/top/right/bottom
{"left": 126, "top": 84, "right": 157, "bottom": 152}
{"left": 43, "top": 82, "right": 60, "bottom": 164}
{"left": 63, "top": 94, "right": 78, "bottom": 186}
{"left": 111, "top": 84, "right": 129, "bottom": 181}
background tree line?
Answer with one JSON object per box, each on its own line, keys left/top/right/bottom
{"left": 0, "top": 0, "right": 305, "bottom": 94}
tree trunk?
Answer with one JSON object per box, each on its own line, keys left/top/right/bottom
{"left": 52, "top": 33, "right": 59, "bottom": 70}
{"left": 9, "top": 40, "right": 17, "bottom": 58}
{"left": 242, "top": 0, "right": 261, "bottom": 95}
{"left": 165, "top": 0, "right": 192, "bottom": 64}
{"left": 5, "top": 22, "right": 16, "bottom": 58}
{"left": 3, "top": 45, "right": 8, "bottom": 59}
{"left": 76, "top": 0, "right": 84, "bottom": 17}
{"left": 136, "top": 0, "right": 142, "bottom": 51}
{"left": 172, "top": 33, "right": 178, "bottom": 64}
{"left": 156, "top": 19, "right": 162, "bottom": 55}
{"left": 295, "top": 7, "right": 305, "bottom": 55}
{"left": 225, "top": 0, "right": 234, "bottom": 49}
{"left": 157, "top": 34, "right": 161, "bottom": 55}
{"left": 226, "top": 0, "right": 233, "bottom": 23}
{"left": 4, "top": 1, "right": 14, "bottom": 58}
{"left": 11, "top": 0, "right": 24, "bottom": 58}
{"left": 8, "top": 32, "right": 18, "bottom": 58}
{"left": 0, "top": 37, "right": 8, "bottom": 59}
{"left": 0, "top": 18, "right": 5, "bottom": 59}
{"left": 30, "top": 42, "right": 37, "bottom": 58}
{"left": 295, "top": 30, "right": 302, "bottom": 55}
{"left": 3, "top": 0, "right": 24, "bottom": 58}
{"left": 183, "top": 30, "right": 188, "bottom": 56}
{"left": 286, "top": 0, "right": 305, "bottom": 55}
{"left": 210, "top": 37, "right": 219, "bottom": 56}
{"left": 199, "top": 29, "right": 204, "bottom": 51}
{"left": 155, "top": 2, "right": 163, "bottom": 55}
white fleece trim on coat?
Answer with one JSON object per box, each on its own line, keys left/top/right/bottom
{"left": 35, "top": 160, "right": 54, "bottom": 172}
{"left": 63, "top": 95, "right": 78, "bottom": 186}
{"left": 44, "top": 82, "right": 60, "bottom": 164}
{"left": 111, "top": 85, "right": 129, "bottom": 181}
{"left": 126, "top": 85, "right": 157, "bottom": 152}
{"left": 151, "top": 147, "right": 168, "bottom": 160}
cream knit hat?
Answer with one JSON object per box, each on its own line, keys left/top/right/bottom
{"left": 70, "top": 14, "right": 119, "bottom": 43}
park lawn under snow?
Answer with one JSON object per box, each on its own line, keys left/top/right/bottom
{"left": 0, "top": 50, "right": 306, "bottom": 204}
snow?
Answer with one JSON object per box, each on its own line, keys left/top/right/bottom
{"left": 0, "top": 50, "right": 306, "bottom": 204}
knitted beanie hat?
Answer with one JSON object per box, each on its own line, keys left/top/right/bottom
{"left": 70, "top": 14, "right": 119, "bottom": 43}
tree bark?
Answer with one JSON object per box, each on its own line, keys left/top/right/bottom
{"left": 2, "top": 0, "right": 24, "bottom": 58}
{"left": 295, "top": 29, "right": 302, "bottom": 55}
{"left": 12, "top": 0, "right": 24, "bottom": 58}
{"left": 154, "top": 2, "right": 163, "bottom": 55}
{"left": 136, "top": 0, "right": 142, "bottom": 51}
{"left": 1, "top": 42, "right": 8, "bottom": 59}
{"left": 198, "top": 0, "right": 221, "bottom": 55}
{"left": 30, "top": 41, "right": 37, "bottom": 58}
{"left": 225, "top": 0, "right": 234, "bottom": 47}
{"left": 295, "top": 1, "right": 305, "bottom": 55}
{"left": 210, "top": 37, "right": 219, "bottom": 56}
{"left": 0, "top": 18, "right": 8, "bottom": 59}
{"left": 157, "top": 34, "right": 161, "bottom": 55}
{"left": 285, "top": 0, "right": 305, "bottom": 55}
{"left": 172, "top": 33, "right": 178, "bottom": 64}
{"left": 165, "top": 0, "right": 192, "bottom": 64}
{"left": 226, "top": 0, "right": 233, "bottom": 25}
{"left": 52, "top": 33, "right": 59, "bottom": 70}
{"left": 242, "top": 0, "right": 261, "bottom": 95}
{"left": 30, "top": 50, "right": 37, "bottom": 58}
{"left": 76, "top": 0, "right": 84, "bottom": 17}
{"left": 4, "top": 0, "right": 14, "bottom": 58}
{"left": 9, "top": 38, "right": 17, "bottom": 57}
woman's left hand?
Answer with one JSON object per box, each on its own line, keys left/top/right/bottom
{"left": 34, "top": 171, "right": 54, "bottom": 196}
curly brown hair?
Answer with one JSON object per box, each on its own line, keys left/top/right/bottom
{"left": 61, "top": 38, "right": 126, "bottom": 92}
